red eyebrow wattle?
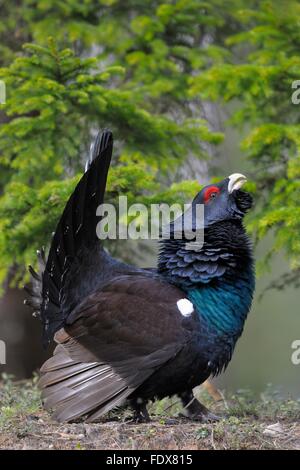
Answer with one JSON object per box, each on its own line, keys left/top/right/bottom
{"left": 204, "top": 186, "right": 220, "bottom": 203}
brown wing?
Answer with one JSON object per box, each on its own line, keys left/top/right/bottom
{"left": 39, "top": 275, "right": 197, "bottom": 422}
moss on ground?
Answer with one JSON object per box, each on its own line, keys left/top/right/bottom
{"left": 0, "top": 374, "right": 299, "bottom": 450}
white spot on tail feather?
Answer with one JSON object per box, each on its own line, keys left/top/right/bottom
{"left": 177, "top": 298, "right": 194, "bottom": 317}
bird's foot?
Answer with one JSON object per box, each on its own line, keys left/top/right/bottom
{"left": 180, "top": 408, "right": 221, "bottom": 423}
{"left": 126, "top": 400, "right": 151, "bottom": 424}
{"left": 162, "top": 418, "right": 179, "bottom": 425}
{"left": 179, "top": 391, "right": 221, "bottom": 422}
{"left": 126, "top": 414, "right": 151, "bottom": 424}
{"left": 127, "top": 412, "right": 150, "bottom": 424}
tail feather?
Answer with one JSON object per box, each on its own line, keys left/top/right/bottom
{"left": 25, "top": 130, "right": 113, "bottom": 344}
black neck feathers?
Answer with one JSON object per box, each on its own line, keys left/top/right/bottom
{"left": 158, "top": 220, "right": 253, "bottom": 289}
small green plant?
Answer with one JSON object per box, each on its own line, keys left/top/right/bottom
{"left": 195, "top": 427, "right": 210, "bottom": 439}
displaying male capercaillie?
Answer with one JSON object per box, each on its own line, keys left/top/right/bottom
{"left": 26, "top": 130, "right": 255, "bottom": 423}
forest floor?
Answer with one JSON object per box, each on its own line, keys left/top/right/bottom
{"left": 0, "top": 374, "right": 299, "bottom": 450}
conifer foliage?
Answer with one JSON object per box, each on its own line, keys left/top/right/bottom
{"left": 0, "top": 34, "right": 219, "bottom": 289}
{"left": 190, "top": 1, "right": 300, "bottom": 287}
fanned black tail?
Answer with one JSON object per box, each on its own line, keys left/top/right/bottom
{"left": 26, "top": 130, "right": 113, "bottom": 345}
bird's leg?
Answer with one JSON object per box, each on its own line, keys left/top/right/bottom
{"left": 128, "top": 399, "right": 150, "bottom": 423}
{"left": 179, "top": 391, "right": 220, "bottom": 422}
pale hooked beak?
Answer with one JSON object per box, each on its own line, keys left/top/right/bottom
{"left": 228, "top": 173, "right": 247, "bottom": 194}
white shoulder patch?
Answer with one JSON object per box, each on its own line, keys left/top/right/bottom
{"left": 177, "top": 298, "right": 194, "bottom": 317}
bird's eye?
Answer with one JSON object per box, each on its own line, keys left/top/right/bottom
{"left": 204, "top": 186, "right": 220, "bottom": 204}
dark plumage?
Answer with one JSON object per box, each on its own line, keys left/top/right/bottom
{"left": 27, "top": 130, "right": 255, "bottom": 423}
